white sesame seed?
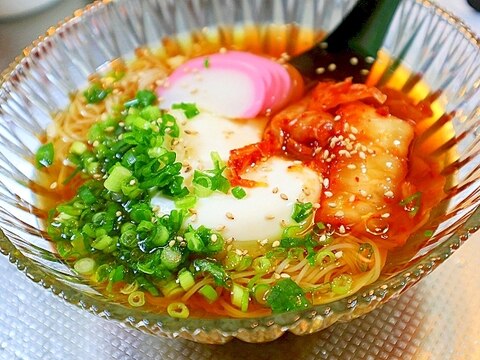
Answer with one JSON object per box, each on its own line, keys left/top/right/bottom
{"left": 313, "top": 202, "right": 321, "bottom": 209}
{"left": 323, "top": 149, "right": 330, "bottom": 159}
{"left": 347, "top": 164, "right": 357, "bottom": 170}
{"left": 359, "top": 190, "right": 368, "bottom": 197}
{"left": 265, "top": 215, "right": 275, "bottom": 220}
{"left": 216, "top": 225, "right": 226, "bottom": 232}
{"left": 49, "top": 182, "right": 58, "bottom": 190}
{"left": 184, "top": 129, "right": 198, "bottom": 135}
{"left": 235, "top": 249, "right": 243, "bottom": 256}
{"left": 384, "top": 190, "right": 394, "bottom": 198}
{"left": 272, "top": 187, "right": 279, "bottom": 194}
{"left": 351, "top": 126, "right": 359, "bottom": 134}
{"left": 226, "top": 212, "right": 235, "bottom": 220}
{"left": 350, "top": 57, "right": 359, "bottom": 65}
{"left": 272, "top": 240, "right": 280, "bottom": 248}
{"left": 328, "top": 202, "right": 337, "bottom": 208}
{"left": 334, "top": 115, "right": 341, "bottom": 121}
{"left": 335, "top": 210, "right": 345, "bottom": 217}
{"left": 328, "top": 63, "right": 337, "bottom": 71}
{"left": 169, "top": 240, "right": 176, "bottom": 247}
{"left": 315, "top": 67, "right": 325, "bottom": 74}
{"left": 349, "top": 195, "right": 356, "bottom": 203}
{"left": 338, "top": 150, "right": 352, "bottom": 158}
{"left": 259, "top": 239, "right": 269, "bottom": 246}
{"left": 325, "top": 191, "right": 333, "bottom": 198}
{"left": 274, "top": 273, "right": 281, "bottom": 279}
{"left": 381, "top": 213, "right": 391, "bottom": 218}
{"left": 129, "top": 179, "right": 136, "bottom": 185}
{"left": 115, "top": 211, "right": 122, "bottom": 217}
{"left": 211, "top": 234, "right": 218, "bottom": 242}
{"left": 339, "top": 225, "right": 346, "bottom": 234}
{"left": 280, "top": 273, "right": 291, "bottom": 279}
{"left": 323, "top": 178, "right": 330, "bottom": 188}
{"left": 335, "top": 251, "right": 344, "bottom": 259}
{"left": 386, "top": 161, "right": 393, "bottom": 169}
{"left": 359, "top": 151, "right": 367, "bottom": 160}
{"left": 393, "top": 140, "right": 401, "bottom": 146}
{"left": 280, "top": 193, "right": 289, "bottom": 201}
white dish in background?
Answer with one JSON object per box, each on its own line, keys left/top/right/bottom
{"left": 0, "top": 0, "right": 60, "bottom": 19}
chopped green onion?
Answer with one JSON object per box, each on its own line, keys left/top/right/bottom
{"left": 315, "top": 250, "right": 336, "bottom": 266}
{"left": 149, "top": 225, "right": 170, "bottom": 247}
{"left": 331, "top": 274, "right": 353, "bottom": 295}
{"left": 69, "top": 141, "right": 88, "bottom": 155}
{"left": 203, "top": 58, "right": 210, "bottom": 68}
{"left": 266, "top": 278, "right": 311, "bottom": 313}
{"left": 36, "top": 143, "right": 55, "bottom": 168}
{"left": 292, "top": 202, "right": 314, "bottom": 223}
{"left": 399, "top": 191, "right": 422, "bottom": 217}
{"left": 178, "top": 269, "right": 195, "bottom": 291}
{"left": 231, "top": 186, "right": 247, "bottom": 199}
{"left": 84, "top": 83, "right": 111, "bottom": 104}
{"left": 172, "top": 102, "right": 199, "bottom": 119}
{"left": 198, "top": 284, "right": 218, "bottom": 303}
{"left": 78, "top": 186, "right": 97, "bottom": 205}
{"left": 124, "top": 90, "right": 157, "bottom": 108}
{"left": 174, "top": 194, "right": 197, "bottom": 209}
{"left": 193, "top": 259, "right": 230, "bottom": 287}
{"left": 358, "top": 243, "right": 374, "bottom": 272}
{"left": 424, "top": 229, "right": 434, "bottom": 237}
{"left": 252, "top": 256, "right": 273, "bottom": 274}
{"left": 137, "top": 220, "right": 154, "bottom": 233}
{"left": 315, "top": 222, "right": 326, "bottom": 231}
{"left": 224, "top": 250, "right": 242, "bottom": 270}
{"left": 161, "top": 280, "right": 184, "bottom": 298}
{"left": 120, "top": 282, "right": 139, "bottom": 295}
{"left": 160, "top": 247, "right": 182, "bottom": 270}
{"left": 231, "top": 283, "right": 249, "bottom": 312}
{"left": 119, "top": 230, "right": 137, "bottom": 248}
{"left": 104, "top": 165, "right": 132, "bottom": 193}
{"left": 92, "top": 235, "right": 115, "bottom": 251}
{"left": 167, "top": 302, "right": 190, "bottom": 318}
{"left": 94, "top": 264, "right": 111, "bottom": 283}
{"left": 185, "top": 232, "right": 205, "bottom": 252}
{"left": 136, "top": 276, "right": 160, "bottom": 296}
{"left": 236, "top": 255, "right": 253, "bottom": 271}
{"left": 56, "top": 242, "right": 72, "bottom": 259}
{"left": 73, "top": 257, "right": 96, "bottom": 275}
{"left": 253, "top": 284, "right": 270, "bottom": 304}
{"left": 128, "top": 291, "right": 145, "bottom": 307}
{"left": 109, "top": 265, "right": 125, "bottom": 283}
{"left": 140, "top": 105, "right": 161, "bottom": 121}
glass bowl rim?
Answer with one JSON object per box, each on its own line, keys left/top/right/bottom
{"left": 0, "top": 0, "right": 479, "bottom": 338}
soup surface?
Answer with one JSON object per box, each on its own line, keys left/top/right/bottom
{"left": 38, "top": 26, "right": 447, "bottom": 318}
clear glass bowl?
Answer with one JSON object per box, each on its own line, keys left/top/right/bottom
{"left": 0, "top": 0, "right": 479, "bottom": 344}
